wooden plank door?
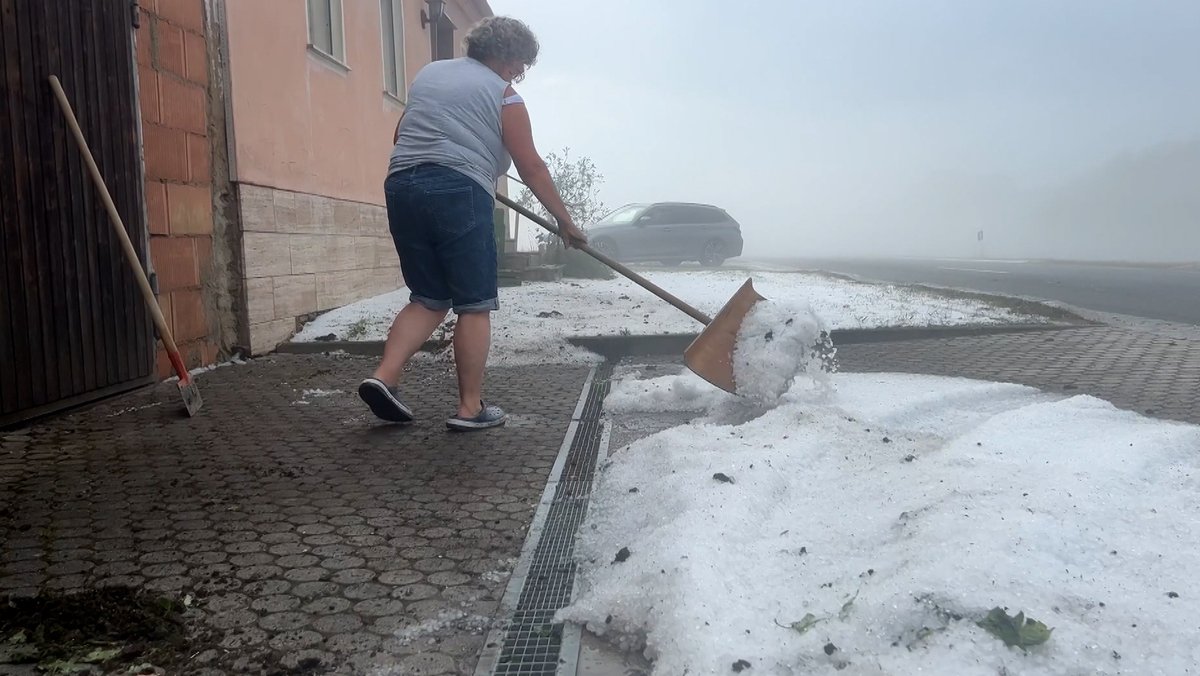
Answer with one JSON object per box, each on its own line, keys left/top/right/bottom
{"left": 0, "top": 0, "right": 154, "bottom": 427}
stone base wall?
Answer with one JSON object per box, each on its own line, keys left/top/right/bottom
{"left": 238, "top": 184, "right": 401, "bottom": 353}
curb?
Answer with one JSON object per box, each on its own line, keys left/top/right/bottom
{"left": 276, "top": 338, "right": 446, "bottom": 357}
{"left": 566, "top": 323, "right": 1078, "bottom": 359}
{"left": 276, "top": 323, "right": 1082, "bottom": 360}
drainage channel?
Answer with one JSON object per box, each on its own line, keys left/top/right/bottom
{"left": 475, "top": 364, "right": 613, "bottom": 675}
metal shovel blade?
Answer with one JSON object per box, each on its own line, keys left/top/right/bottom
{"left": 683, "top": 278, "right": 767, "bottom": 394}
{"left": 178, "top": 376, "right": 204, "bottom": 416}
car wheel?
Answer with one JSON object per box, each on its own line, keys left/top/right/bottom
{"left": 699, "top": 239, "right": 727, "bottom": 267}
{"left": 660, "top": 259, "right": 683, "bottom": 267}
{"left": 592, "top": 238, "right": 618, "bottom": 259}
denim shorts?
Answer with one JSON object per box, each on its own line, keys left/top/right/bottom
{"left": 384, "top": 164, "right": 498, "bottom": 314}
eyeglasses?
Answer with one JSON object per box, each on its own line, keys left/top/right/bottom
{"left": 509, "top": 63, "right": 528, "bottom": 83}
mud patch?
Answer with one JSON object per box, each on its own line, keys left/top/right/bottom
{"left": 0, "top": 587, "right": 192, "bottom": 674}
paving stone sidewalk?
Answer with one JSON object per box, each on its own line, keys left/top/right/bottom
{"left": 837, "top": 325, "right": 1200, "bottom": 424}
{"left": 0, "top": 354, "right": 590, "bottom": 675}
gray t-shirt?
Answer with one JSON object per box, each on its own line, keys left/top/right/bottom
{"left": 387, "top": 57, "right": 512, "bottom": 195}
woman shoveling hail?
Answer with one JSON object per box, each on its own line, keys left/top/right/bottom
{"left": 359, "top": 16, "right": 587, "bottom": 431}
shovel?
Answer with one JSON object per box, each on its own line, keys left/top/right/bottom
{"left": 496, "top": 194, "right": 764, "bottom": 394}
{"left": 48, "top": 75, "right": 204, "bottom": 416}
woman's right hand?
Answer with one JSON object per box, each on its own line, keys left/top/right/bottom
{"left": 558, "top": 220, "right": 588, "bottom": 249}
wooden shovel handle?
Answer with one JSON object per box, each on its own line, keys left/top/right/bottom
{"left": 495, "top": 193, "right": 712, "bottom": 325}
{"left": 48, "top": 76, "right": 184, "bottom": 363}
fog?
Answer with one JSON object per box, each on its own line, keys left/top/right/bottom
{"left": 489, "top": 0, "right": 1200, "bottom": 262}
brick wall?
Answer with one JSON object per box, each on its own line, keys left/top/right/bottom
{"left": 136, "top": 0, "right": 220, "bottom": 377}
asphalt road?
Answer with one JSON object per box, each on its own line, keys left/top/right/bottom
{"left": 745, "top": 257, "right": 1200, "bottom": 326}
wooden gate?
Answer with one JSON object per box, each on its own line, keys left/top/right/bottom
{"left": 0, "top": 0, "right": 154, "bottom": 427}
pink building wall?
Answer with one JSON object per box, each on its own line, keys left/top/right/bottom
{"left": 223, "top": 0, "right": 495, "bottom": 353}
{"left": 224, "top": 0, "right": 489, "bottom": 205}
{"left": 223, "top": 0, "right": 489, "bottom": 205}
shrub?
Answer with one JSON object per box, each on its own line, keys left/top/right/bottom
{"left": 562, "top": 248, "right": 615, "bottom": 280}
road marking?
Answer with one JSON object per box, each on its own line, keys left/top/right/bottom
{"left": 938, "top": 266, "right": 1011, "bottom": 274}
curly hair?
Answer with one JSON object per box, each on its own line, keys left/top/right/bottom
{"left": 464, "top": 16, "right": 539, "bottom": 68}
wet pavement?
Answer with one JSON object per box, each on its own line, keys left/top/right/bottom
{"left": 0, "top": 354, "right": 589, "bottom": 675}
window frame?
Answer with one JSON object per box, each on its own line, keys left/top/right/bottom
{"left": 379, "top": 0, "right": 407, "bottom": 102}
{"left": 306, "top": 0, "right": 347, "bottom": 68}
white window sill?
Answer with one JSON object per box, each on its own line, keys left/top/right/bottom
{"left": 307, "top": 45, "right": 350, "bottom": 73}
{"left": 383, "top": 91, "right": 407, "bottom": 107}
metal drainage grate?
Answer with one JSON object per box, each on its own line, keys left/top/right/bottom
{"left": 488, "top": 364, "right": 612, "bottom": 675}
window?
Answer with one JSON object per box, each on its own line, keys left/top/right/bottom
{"left": 684, "top": 206, "right": 728, "bottom": 224}
{"left": 307, "top": 0, "right": 345, "bottom": 64}
{"left": 433, "top": 14, "right": 456, "bottom": 61}
{"left": 380, "top": 0, "right": 406, "bottom": 99}
{"left": 597, "top": 204, "right": 646, "bottom": 225}
{"left": 648, "top": 206, "right": 688, "bottom": 225}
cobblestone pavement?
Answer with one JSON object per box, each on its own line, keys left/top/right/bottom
{"left": 0, "top": 354, "right": 590, "bottom": 675}
{"left": 837, "top": 325, "right": 1200, "bottom": 424}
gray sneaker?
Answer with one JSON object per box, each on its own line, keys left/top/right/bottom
{"left": 358, "top": 378, "right": 414, "bottom": 423}
{"left": 446, "top": 402, "right": 507, "bottom": 431}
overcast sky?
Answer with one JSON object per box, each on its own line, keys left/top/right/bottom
{"left": 488, "top": 0, "right": 1200, "bottom": 261}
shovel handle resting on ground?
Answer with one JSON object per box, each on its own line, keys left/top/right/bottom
{"left": 495, "top": 193, "right": 766, "bottom": 394}
{"left": 48, "top": 75, "right": 203, "bottom": 416}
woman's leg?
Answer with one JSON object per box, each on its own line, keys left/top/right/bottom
{"left": 361, "top": 167, "right": 452, "bottom": 421}
{"left": 451, "top": 311, "right": 491, "bottom": 418}
{"left": 419, "top": 165, "right": 504, "bottom": 428}
{"left": 373, "top": 303, "right": 449, "bottom": 386}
